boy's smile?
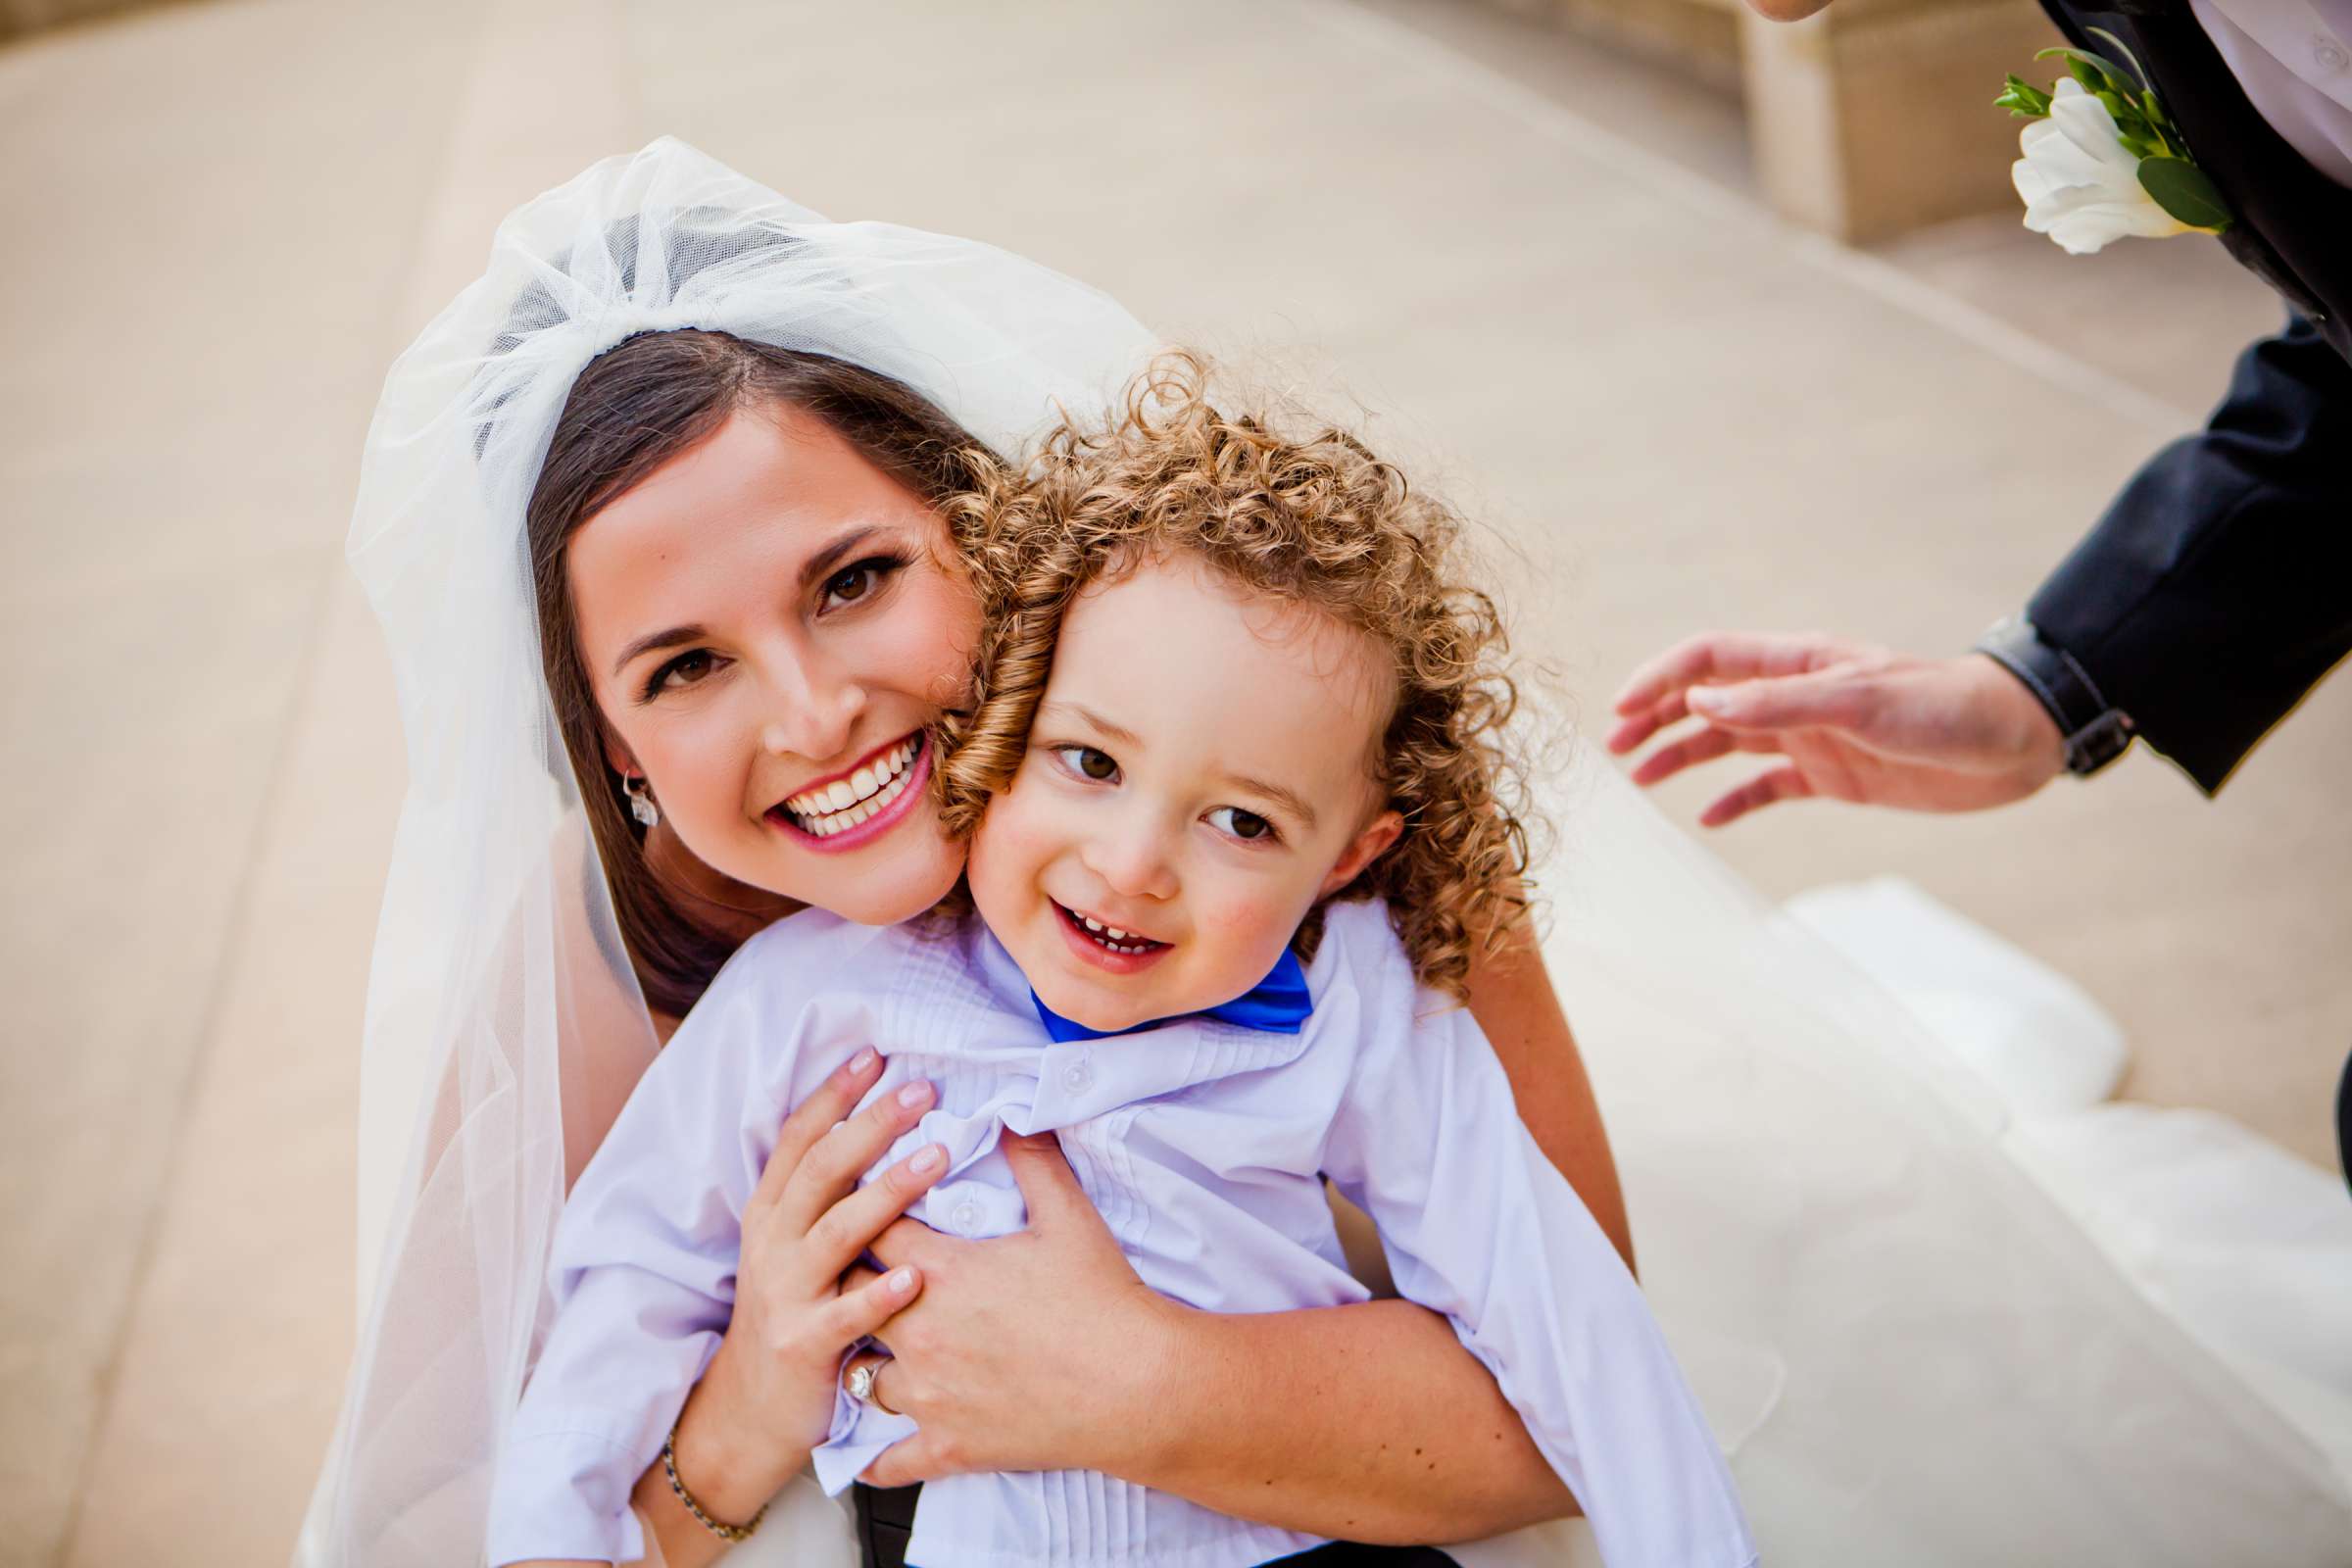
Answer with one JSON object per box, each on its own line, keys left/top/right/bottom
{"left": 965, "top": 555, "right": 1402, "bottom": 1034}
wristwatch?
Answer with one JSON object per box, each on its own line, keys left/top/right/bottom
{"left": 1972, "top": 615, "right": 2134, "bottom": 776}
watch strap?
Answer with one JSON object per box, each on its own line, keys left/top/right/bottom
{"left": 1973, "top": 615, "right": 2133, "bottom": 776}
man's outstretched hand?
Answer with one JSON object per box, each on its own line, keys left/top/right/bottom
{"left": 1607, "top": 632, "right": 2068, "bottom": 825}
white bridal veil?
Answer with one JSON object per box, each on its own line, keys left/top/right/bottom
{"left": 301, "top": 138, "right": 2351, "bottom": 1566}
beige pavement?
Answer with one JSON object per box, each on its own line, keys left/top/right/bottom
{"left": 1, "top": 1, "right": 2341, "bottom": 1563}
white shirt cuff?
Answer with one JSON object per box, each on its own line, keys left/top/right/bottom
{"left": 809, "top": 1374, "right": 919, "bottom": 1496}
{"left": 486, "top": 1426, "right": 648, "bottom": 1566}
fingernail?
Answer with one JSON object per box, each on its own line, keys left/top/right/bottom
{"left": 910, "top": 1144, "right": 944, "bottom": 1174}
{"left": 890, "top": 1267, "right": 918, "bottom": 1295}
{"left": 898, "top": 1081, "right": 932, "bottom": 1108}
{"left": 850, "top": 1047, "right": 878, "bottom": 1074}
{"left": 1689, "top": 687, "right": 1724, "bottom": 712}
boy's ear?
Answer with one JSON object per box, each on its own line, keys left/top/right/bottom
{"left": 1318, "top": 808, "right": 1404, "bottom": 900}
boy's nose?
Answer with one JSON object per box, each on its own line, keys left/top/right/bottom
{"left": 1082, "top": 825, "right": 1179, "bottom": 903}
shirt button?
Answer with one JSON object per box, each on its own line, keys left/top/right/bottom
{"left": 950, "top": 1199, "right": 982, "bottom": 1236}
{"left": 1061, "top": 1054, "right": 1093, "bottom": 1093}
{"left": 2319, "top": 38, "right": 2349, "bottom": 72}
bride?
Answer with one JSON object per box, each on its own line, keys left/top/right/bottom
{"left": 300, "top": 139, "right": 2351, "bottom": 1566}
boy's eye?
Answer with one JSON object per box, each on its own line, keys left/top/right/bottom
{"left": 1056, "top": 745, "right": 1120, "bottom": 782}
{"left": 1207, "top": 807, "right": 1277, "bottom": 843}
{"left": 820, "top": 555, "right": 907, "bottom": 611}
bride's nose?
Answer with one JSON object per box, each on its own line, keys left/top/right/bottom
{"left": 755, "top": 646, "right": 865, "bottom": 760}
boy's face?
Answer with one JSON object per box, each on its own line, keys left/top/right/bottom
{"left": 966, "top": 556, "right": 1403, "bottom": 1034}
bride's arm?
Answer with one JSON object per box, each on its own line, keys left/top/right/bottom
{"left": 1463, "top": 914, "right": 1633, "bottom": 1272}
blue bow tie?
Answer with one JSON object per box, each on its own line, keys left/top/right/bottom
{"left": 1030, "top": 948, "right": 1313, "bottom": 1044}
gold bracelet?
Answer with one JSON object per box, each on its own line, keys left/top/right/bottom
{"left": 662, "top": 1419, "right": 769, "bottom": 1544}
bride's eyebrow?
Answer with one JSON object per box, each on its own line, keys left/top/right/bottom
{"left": 612, "top": 623, "right": 706, "bottom": 677}
{"left": 610, "top": 526, "right": 896, "bottom": 676}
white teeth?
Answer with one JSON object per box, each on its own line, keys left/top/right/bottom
{"left": 787, "top": 737, "right": 923, "bottom": 819}
{"left": 1066, "top": 906, "right": 1152, "bottom": 950}
{"left": 789, "top": 753, "right": 916, "bottom": 837}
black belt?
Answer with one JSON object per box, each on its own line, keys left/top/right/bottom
{"left": 852, "top": 1482, "right": 1460, "bottom": 1567}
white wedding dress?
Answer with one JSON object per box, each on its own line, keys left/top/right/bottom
{"left": 298, "top": 140, "right": 2352, "bottom": 1567}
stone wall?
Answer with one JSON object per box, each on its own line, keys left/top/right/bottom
{"left": 1465, "top": 0, "right": 2065, "bottom": 241}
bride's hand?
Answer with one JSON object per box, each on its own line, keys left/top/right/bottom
{"left": 1608, "top": 632, "right": 2066, "bottom": 824}
{"left": 842, "top": 1131, "right": 1179, "bottom": 1486}
{"left": 692, "top": 1049, "right": 951, "bottom": 1472}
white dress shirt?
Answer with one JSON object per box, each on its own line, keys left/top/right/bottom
{"left": 2188, "top": 0, "right": 2352, "bottom": 186}
{"left": 485, "top": 900, "right": 1754, "bottom": 1568}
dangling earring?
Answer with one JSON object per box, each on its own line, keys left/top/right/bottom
{"left": 624, "top": 773, "right": 661, "bottom": 829}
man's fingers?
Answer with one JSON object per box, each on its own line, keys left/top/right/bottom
{"left": 1690, "top": 670, "right": 1877, "bottom": 734}
{"left": 1614, "top": 632, "right": 1853, "bottom": 715}
{"left": 1629, "top": 724, "right": 1747, "bottom": 787}
{"left": 1603, "top": 690, "right": 1690, "bottom": 756}
{"left": 1699, "top": 766, "right": 1813, "bottom": 827}
{"left": 750, "top": 1047, "right": 885, "bottom": 1215}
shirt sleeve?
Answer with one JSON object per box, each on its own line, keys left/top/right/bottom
{"left": 1316, "top": 924, "right": 1756, "bottom": 1568}
{"left": 483, "top": 961, "right": 804, "bottom": 1566}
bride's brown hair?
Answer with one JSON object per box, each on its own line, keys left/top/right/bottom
{"left": 935, "top": 352, "right": 1531, "bottom": 1000}
{"left": 527, "top": 328, "right": 992, "bottom": 1018}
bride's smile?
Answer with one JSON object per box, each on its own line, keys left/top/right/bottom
{"left": 766, "top": 729, "right": 931, "bottom": 848}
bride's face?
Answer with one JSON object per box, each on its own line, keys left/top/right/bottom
{"left": 568, "top": 402, "right": 981, "bottom": 926}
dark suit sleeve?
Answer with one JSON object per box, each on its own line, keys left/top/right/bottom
{"left": 2026, "top": 312, "right": 2352, "bottom": 793}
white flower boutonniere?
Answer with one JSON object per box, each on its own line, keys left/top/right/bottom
{"left": 1995, "top": 30, "right": 2233, "bottom": 256}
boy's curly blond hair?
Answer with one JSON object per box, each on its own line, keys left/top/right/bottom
{"left": 936, "top": 352, "right": 1531, "bottom": 1000}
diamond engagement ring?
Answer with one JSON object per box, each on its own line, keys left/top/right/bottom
{"left": 846, "top": 1357, "right": 898, "bottom": 1414}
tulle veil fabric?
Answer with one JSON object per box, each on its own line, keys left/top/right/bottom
{"left": 300, "top": 138, "right": 2351, "bottom": 1566}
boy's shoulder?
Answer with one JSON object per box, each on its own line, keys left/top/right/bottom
{"left": 697, "top": 906, "right": 935, "bottom": 1019}
{"left": 1302, "top": 896, "right": 1431, "bottom": 1027}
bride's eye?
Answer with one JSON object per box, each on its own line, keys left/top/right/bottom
{"left": 820, "top": 555, "right": 908, "bottom": 612}
{"left": 1054, "top": 745, "right": 1120, "bottom": 783}
{"left": 642, "top": 648, "right": 718, "bottom": 701}
{"left": 1206, "top": 806, "right": 1278, "bottom": 844}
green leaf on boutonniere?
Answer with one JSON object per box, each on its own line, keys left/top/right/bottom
{"left": 2039, "top": 46, "right": 2141, "bottom": 100}
{"left": 1995, "top": 74, "right": 2053, "bottom": 118}
{"left": 2084, "top": 27, "right": 2153, "bottom": 91}
{"left": 2137, "top": 157, "right": 2233, "bottom": 230}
